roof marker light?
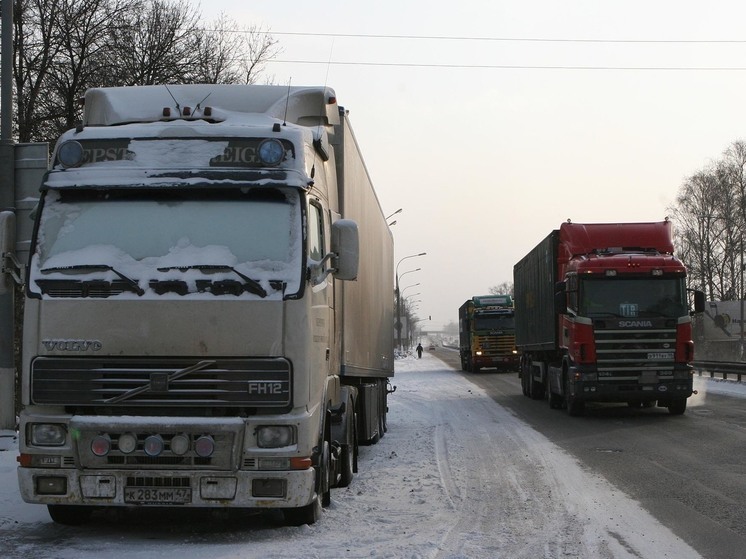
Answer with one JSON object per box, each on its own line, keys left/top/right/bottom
{"left": 162, "top": 107, "right": 171, "bottom": 117}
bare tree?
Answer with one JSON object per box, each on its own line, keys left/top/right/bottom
{"left": 488, "top": 281, "right": 514, "bottom": 297}
{"left": 13, "top": 0, "right": 63, "bottom": 142}
{"left": 236, "top": 23, "right": 281, "bottom": 84}
{"left": 672, "top": 140, "right": 746, "bottom": 301}
{"left": 12, "top": 0, "right": 280, "bottom": 144}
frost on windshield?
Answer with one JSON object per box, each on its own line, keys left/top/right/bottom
{"left": 30, "top": 189, "right": 301, "bottom": 299}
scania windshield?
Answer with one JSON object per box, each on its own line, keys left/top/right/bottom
{"left": 579, "top": 277, "right": 687, "bottom": 319}
{"left": 29, "top": 187, "right": 302, "bottom": 299}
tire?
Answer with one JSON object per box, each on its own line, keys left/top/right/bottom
{"left": 320, "top": 440, "right": 331, "bottom": 507}
{"left": 283, "top": 495, "right": 321, "bottom": 526}
{"left": 667, "top": 398, "right": 687, "bottom": 415}
{"left": 378, "top": 380, "right": 387, "bottom": 438}
{"left": 547, "top": 378, "right": 562, "bottom": 409}
{"left": 47, "top": 505, "right": 93, "bottom": 526}
{"left": 338, "top": 397, "right": 356, "bottom": 488}
{"left": 564, "top": 377, "right": 585, "bottom": 417}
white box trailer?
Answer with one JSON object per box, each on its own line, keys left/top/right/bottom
{"left": 6, "top": 84, "right": 394, "bottom": 526}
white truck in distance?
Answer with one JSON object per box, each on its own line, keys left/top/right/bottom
{"left": 5, "top": 84, "right": 394, "bottom": 526}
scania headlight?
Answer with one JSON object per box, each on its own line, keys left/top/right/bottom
{"left": 30, "top": 424, "right": 66, "bottom": 446}
{"left": 256, "top": 425, "right": 294, "bottom": 448}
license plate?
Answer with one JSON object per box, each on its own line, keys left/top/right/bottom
{"left": 647, "top": 352, "right": 674, "bottom": 360}
{"left": 124, "top": 487, "right": 192, "bottom": 504}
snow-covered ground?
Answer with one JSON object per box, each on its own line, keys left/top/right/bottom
{"left": 1, "top": 353, "right": 742, "bottom": 558}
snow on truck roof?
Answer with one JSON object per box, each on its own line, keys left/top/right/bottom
{"left": 83, "top": 84, "right": 341, "bottom": 128}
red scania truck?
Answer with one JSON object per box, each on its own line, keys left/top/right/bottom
{"left": 514, "top": 220, "right": 705, "bottom": 416}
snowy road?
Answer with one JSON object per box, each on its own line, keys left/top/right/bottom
{"left": 1, "top": 353, "right": 706, "bottom": 558}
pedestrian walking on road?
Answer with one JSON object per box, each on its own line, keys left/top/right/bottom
{"left": 416, "top": 343, "right": 424, "bottom": 358}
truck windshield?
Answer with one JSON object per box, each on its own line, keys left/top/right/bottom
{"left": 580, "top": 277, "right": 687, "bottom": 318}
{"left": 474, "top": 315, "right": 515, "bottom": 330}
{"left": 29, "top": 187, "right": 302, "bottom": 298}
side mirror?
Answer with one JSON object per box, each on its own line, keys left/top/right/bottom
{"left": 693, "top": 290, "right": 705, "bottom": 314}
{"left": 554, "top": 281, "right": 567, "bottom": 314}
{"left": 0, "top": 211, "right": 16, "bottom": 294}
{"left": 331, "top": 219, "right": 359, "bottom": 281}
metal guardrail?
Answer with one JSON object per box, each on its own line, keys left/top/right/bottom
{"left": 692, "top": 361, "right": 746, "bottom": 383}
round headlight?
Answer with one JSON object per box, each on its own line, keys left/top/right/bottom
{"left": 91, "top": 434, "right": 111, "bottom": 457}
{"left": 117, "top": 432, "right": 137, "bottom": 454}
{"left": 258, "top": 139, "right": 285, "bottom": 166}
{"left": 57, "top": 140, "right": 84, "bottom": 168}
{"left": 170, "top": 434, "right": 190, "bottom": 456}
{"left": 143, "top": 434, "right": 164, "bottom": 457}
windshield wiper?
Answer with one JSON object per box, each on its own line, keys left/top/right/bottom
{"left": 40, "top": 264, "right": 145, "bottom": 296}
{"left": 157, "top": 265, "right": 268, "bottom": 298}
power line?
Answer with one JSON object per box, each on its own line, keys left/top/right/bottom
{"left": 274, "top": 59, "right": 746, "bottom": 71}
{"left": 261, "top": 30, "right": 746, "bottom": 45}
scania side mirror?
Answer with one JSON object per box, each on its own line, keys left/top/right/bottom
{"left": 331, "top": 219, "right": 359, "bottom": 281}
{"left": 554, "top": 281, "right": 567, "bottom": 314}
{"left": 0, "top": 211, "right": 16, "bottom": 294}
{"left": 693, "top": 290, "right": 705, "bottom": 314}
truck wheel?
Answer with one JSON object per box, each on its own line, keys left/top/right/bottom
{"left": 564, "top": 377, "right": 585, "bottom": 416}
{"left": 338, "top": 397, "right": 356, "bottom": 488}
{"left": 379, "top": 380, "right": 387, "bottom": 437}
{"left": 547, "top": 381, "right": 562, "bottom": 409}
{"left": 667, "top": 398, "right": 687, "bottom": 415}
{"left": 283, "top": 495, "right": 321, "bottom": 526}
{"left": 47, "top": 505, "right": 93, "bottom": 525}
{"left": 320, "top": 440, "right": 332, "bottom": 507}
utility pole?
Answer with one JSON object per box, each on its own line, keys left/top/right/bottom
{"left": 0, "top": 0, "right": 17, "bottom": 438}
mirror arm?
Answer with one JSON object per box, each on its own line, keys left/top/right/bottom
{"left": 310, "top": 251, "right": 338, "bottom": 286}
{"left": 2, "top": 250, "right": 23, "bottom": 286}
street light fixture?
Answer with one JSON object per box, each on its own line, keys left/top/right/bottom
{"left": 386, "top": 208, "right": 403, "bottom": 221}
{"left": 396, "top": 252, "right": 426, "bottom": 351}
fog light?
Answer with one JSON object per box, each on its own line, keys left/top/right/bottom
{"left": 170, "top": 434, "right": 190, "bottom": 456}
{"left": 117, "top": 433, "right": 137, "bottom": 454}
{"left": 143, "top": 434, "right": 164, "bottom": 457}
{"left": 36, "top": 476, "right": 67, "bottom": 495}
{"left": 91, "top": 434, "right": 111, "bottom": 457}
{"left": 195, "top": 435, "right": 215, "bottom": 458}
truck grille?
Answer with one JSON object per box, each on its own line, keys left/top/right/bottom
{"left": 31, "top": 357, "right": 292, "bottom": 408}
{"left": 478, "top": 334, "right": 516, "bottom": 355}
{"left": 594, "top": 324, "right": 677, "bottom": 378}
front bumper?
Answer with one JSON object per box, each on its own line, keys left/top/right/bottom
{"left": 18, "top": 466, "right": 316, "bottom": 508}
{"left": 568, "top": 378, "right": 693, "bottom": 403}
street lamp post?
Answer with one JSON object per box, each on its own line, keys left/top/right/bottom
{"left": 396, "top": 252, "right": 426, "bottom": 352}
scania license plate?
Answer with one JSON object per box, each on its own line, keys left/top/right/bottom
{"left": 647, "top": 352, "right": 674, "bottom": 360}
{"left": 124, "top": 487, "right": 191, "bottom": 504}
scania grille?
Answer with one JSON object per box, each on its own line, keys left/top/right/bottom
{"left": 477, "top": 335, "right": 516, "bottom": 355}
{"left": 31, "top": 357, "right": 292, "bottom": 407}
{"left": 594, "top": 327, "right": 677, "bottom": 377}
